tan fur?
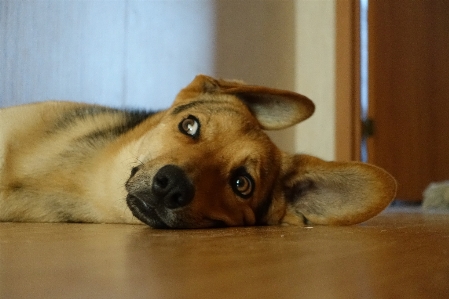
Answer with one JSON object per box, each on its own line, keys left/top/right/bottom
{"left": 0, "top": 75, "right": 397, "bottom": 228}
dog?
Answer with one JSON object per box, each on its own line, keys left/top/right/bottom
{"left": 0, "top": 75, "right": 397, "bottom": 228}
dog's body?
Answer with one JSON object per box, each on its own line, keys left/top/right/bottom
{"left": 0, "top": 75, "right": 397, "bottom": 228}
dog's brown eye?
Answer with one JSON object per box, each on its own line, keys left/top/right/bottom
{"left": 235, "top": 176, "right": 252, "bottom": 195}
{"left": 231, "top": 168, "right": 254, "bottom": 199}
{"left": 179, "top": 115, "right": 200, "bottom": 138}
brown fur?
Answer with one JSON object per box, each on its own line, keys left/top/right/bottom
{"left": 0, "top": 75, "right": 397, "bottom": 228}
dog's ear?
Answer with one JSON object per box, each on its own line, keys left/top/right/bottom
{"left": 277, "top": 154, "right": 397, "bottom": 226}
{"left": 179, "top": 75, "right": 315, "bottom": 130}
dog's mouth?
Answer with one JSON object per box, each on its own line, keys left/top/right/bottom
{"left": 126, "top": 194, "right": 229, "bottom": 229}
{"left": 126, "top": 195, "right": 169, "bottom": 229}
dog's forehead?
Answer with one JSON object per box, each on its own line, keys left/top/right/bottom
{"left": 171, "top": 95, "right": 253, "bottom": 117}
{"left": 179, "top": 103, "right": 273, "bottom": 150}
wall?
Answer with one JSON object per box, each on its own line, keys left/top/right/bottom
{"left": 0, "top": 1, "right": 215, "bottom": 109}
{"left": 214, "top": 0, "right": 340, "bottom": 161}
{"left": 294, "top": 0, "right": 337, "bottom": 160}
{"left": 213, "top": 0, "right": 297, "bottom": 153}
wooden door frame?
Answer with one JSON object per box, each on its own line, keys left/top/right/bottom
{"left": 335, "top": 0, "right": 361, "bottom": 162}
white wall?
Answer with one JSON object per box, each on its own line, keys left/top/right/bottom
{"left": 294, "top": 0, "right": 336, "bottom": 160}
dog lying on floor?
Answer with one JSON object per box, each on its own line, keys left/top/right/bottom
{"left": 0, "top": 75, "right": 397, "bottom": 228}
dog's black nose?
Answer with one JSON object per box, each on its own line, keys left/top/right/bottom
{"left": 152, "top": 165, "right": 195, "bottom": 209}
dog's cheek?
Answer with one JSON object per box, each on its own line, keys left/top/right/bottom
{"left": 135, "top": 128, "right": 175, "bottom": 162}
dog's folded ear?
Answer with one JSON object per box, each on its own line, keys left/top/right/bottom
{"left": 278, "top": 154, "right": 397, "bottom": 226}
{"left": 182, "top": 74, "right": 315, "bottom": 130}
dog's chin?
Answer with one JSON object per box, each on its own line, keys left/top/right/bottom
{"left": 126, "top": 195, "right": 169, "bottom": 229}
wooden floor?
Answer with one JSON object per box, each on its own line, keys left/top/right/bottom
{"left": 1, "top": 208, "right": 448, "bottom": 299}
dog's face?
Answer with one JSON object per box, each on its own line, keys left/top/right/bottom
{"left": 125, "top": 75, "right": 397, "bottom": 229}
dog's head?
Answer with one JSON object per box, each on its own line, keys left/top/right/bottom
{"left": 125, "top": 75, "right": 396, "bottom": 228}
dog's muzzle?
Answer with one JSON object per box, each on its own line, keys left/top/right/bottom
{"left": 126, "top": 165, "right": 195, "bottom": 228}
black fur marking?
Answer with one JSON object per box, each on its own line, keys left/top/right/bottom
{"left": 171, "top": 100, "right": 210, "bottom": 115}
{"left": 53, "top": 106, "right": 154, "bottom": 133}
{"left": 57, "top": 211, "right": 81, "bottom": 223}
{"left": 8, "top": 182, "right": 24, "bottom": 191}
{"left": 171, "top": 100, "right": 243, "bottom": 116}
{"left": 78, "top": 110, "right": 156, "bottom": 145}
{"left": 53, "top": 106, "right": 118, "bottom": 131}
{"left": 56, "top": 107, "right": 156, "bottom": 159}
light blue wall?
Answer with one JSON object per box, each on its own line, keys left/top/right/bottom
{"left": 0, "top": 1, "right": 215, "bottom": 109}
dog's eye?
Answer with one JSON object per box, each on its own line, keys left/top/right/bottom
{"left": 235, "top": 176, "right": 252, "bottom": 196}
{"left": 179, "top": 115, "right": 200, "bottom": 138}
{"left": 231, "top": 168, "right": 254, "bottom": 199}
